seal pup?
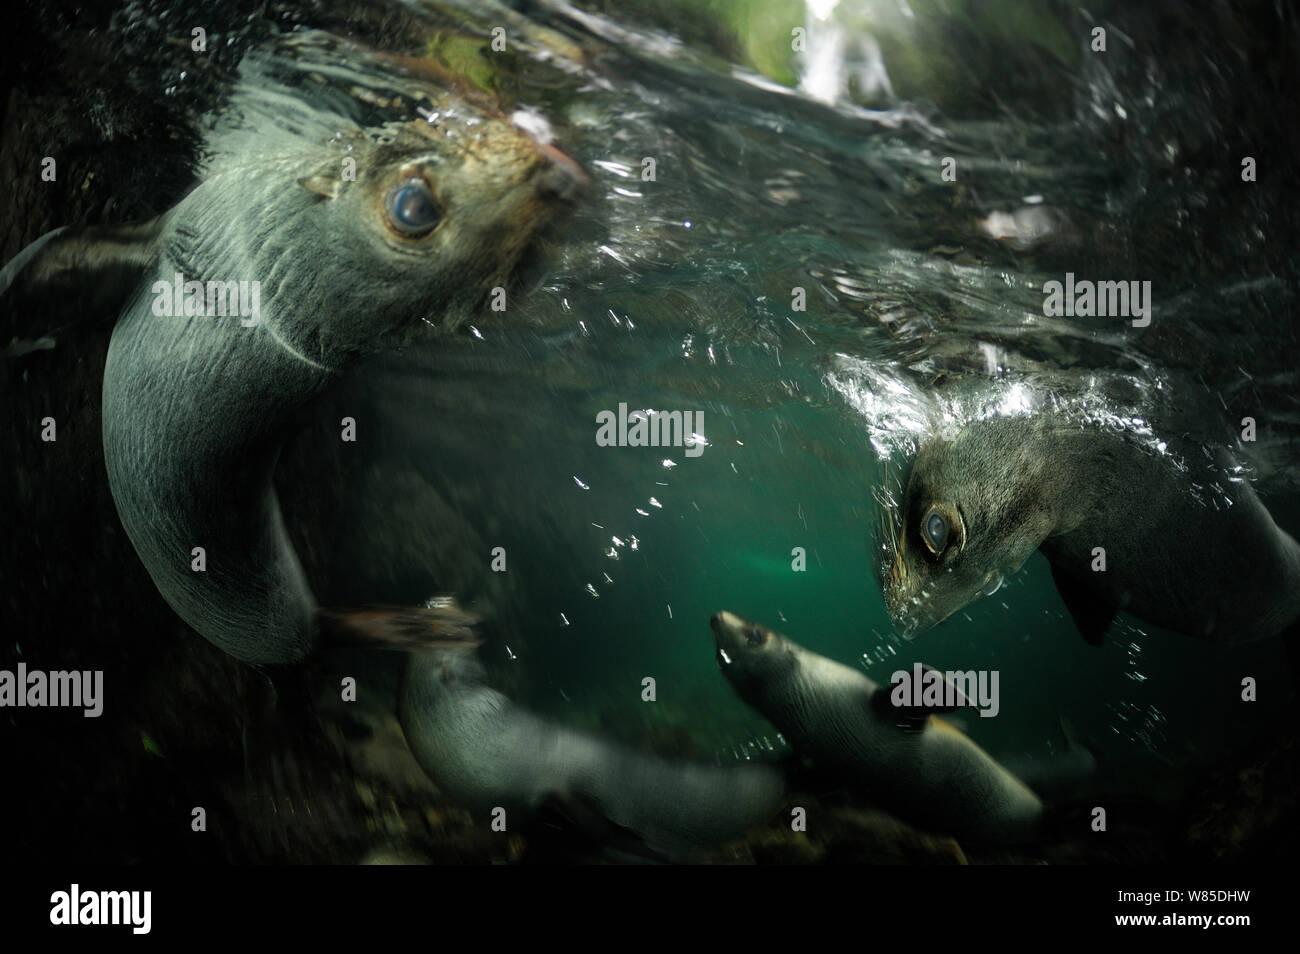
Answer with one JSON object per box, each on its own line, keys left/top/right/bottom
{"left": 710, "top": 611, "right": 1043, "bottom": 843}
{"left": 397, "top": 644, "right": 786, "bottom": 859}
{"left": 881, "top": 411, "right": 1300, "bottom": 644}
{"left": 4, "top": 42, "right": 586, "bottom": 665}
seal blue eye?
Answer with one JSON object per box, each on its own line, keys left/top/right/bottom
{"left": 923, "top": 507, "right": 949, "bottom": 554}
{"left": 387, "top": 178, "right": 441, "bottom": 236}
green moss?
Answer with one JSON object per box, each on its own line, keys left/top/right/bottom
{"left": 424, "top": 30, "right": 516, "bottom": 95}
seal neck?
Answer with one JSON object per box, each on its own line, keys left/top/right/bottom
{"left": 102, "top": 267, "right": 339, "bottom": 664}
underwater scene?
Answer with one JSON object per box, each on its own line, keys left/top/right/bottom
{"left": 2, "top": 0, "right": 1298, "bottom": 884}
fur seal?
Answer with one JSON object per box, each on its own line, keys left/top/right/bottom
{"left": 397, "top": 645, "right": 786, "bottom": 858}
{"left": 881, "top": 411, "right": 1300, "bottom": 644}
{"left": 4, "top": 58, "right": 585, "bottom": 665}
{"left": 710, "top": 611, "right": 1043, "bottom": 842}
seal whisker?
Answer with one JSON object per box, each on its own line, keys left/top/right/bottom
{"left": 260, "top": 319, "right": 335, "bottom": 373}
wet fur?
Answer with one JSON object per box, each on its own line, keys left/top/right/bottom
{"left": 398, "top": 647, "right": 786, "bottom": 857}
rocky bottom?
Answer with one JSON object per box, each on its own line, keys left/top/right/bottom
{"left": 5, "top": 611, "right": 1296, "bottom": 866}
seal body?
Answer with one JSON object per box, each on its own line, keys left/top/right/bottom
{"left": 711, "top": 611, "right": 1043, "bottom": 843}
{"left": 88, "top": 64, "right": 585, "bottom": 664}
{"left": 883, "top": 412, "right": 1300, "bottom": 643}
{"left": 397, "top": 648, "right": 786, "bottom": 857}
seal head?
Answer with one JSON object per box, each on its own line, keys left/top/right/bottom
{"left": 98, "top": 81, "right": 586, "bottom": 664}
{"left": 710, "top": 611, "right": 802, "bottom": 711}
{"left": 879, "top": 412, "right": 1300, "bottom": 643}
{"left": 882, "top": 418, "right": 1053, "bottom": 635}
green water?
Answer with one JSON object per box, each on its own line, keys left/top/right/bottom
{"left": 463, "top": 372, "right": 1290, "bottom": 786}
{"left": 306, "top": 0, "right": 1298, "bottom": 799}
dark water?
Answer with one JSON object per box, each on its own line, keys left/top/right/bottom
{"left": 4, "top": 0, "right": 1299, "bottom": 864}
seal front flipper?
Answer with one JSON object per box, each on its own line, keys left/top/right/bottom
{"left": 1049, "top": 562, "right": 1115, "bottom": 646}
{"left": 0, "top": 218, "right": 167, "bottom": 343}
{"left": 315, "top": 597, "right": 481, "bottom": 651}
{"left": 999, "top": 717, "right": 1099, "bottom": 800}
{"left": 869, "top": 663, "right": 970, "bottom": 732}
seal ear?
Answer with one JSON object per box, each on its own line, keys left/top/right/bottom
{"left": 298, "top": 168, "right": 342, "bottom": 200}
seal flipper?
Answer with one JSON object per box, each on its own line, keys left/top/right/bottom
{"left": 315, "top": 598, "right": 482, "bottom": 652}
{"left": 869, "top": 665, "right": 970, "bottom": 732}
{"left": 1000, "top": 717, "right": 1099, "bottom": 800}
{"left": 0, "top": 219, "right": 166, "bottom": 343}
{"left": 1049, "top": 561, "right": 1115, "bottom": 646}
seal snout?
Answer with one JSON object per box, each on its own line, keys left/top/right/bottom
{"left": 710, "top": 610, "right": 742, "bottom": 641}
{"left": 535, "top": 142, "right": 589, "bottom": 204}
{"left": 710, "top": 611, "right": 741, "bottom": 667}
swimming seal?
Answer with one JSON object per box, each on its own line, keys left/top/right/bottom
{"left": 397, "top": 645, "right": 786, "bottom": 858}
{"left": 881, "top": 411, "right": 1300, "bottom": 644}
{"left": 710, "top": 611, "right": 1043, "bottom": 843}
{"left": 4, "top": 51, "right": 586, "bottom": 665}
